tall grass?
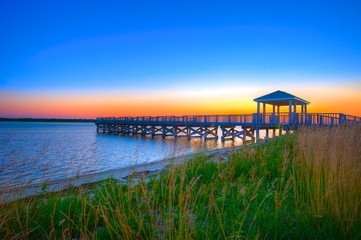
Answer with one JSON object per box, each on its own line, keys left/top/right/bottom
{"left": 0, "top": 126, "right": 360, "bottom": 239}
{"left": 293, "top": 126, "right": 361, "bottom": 234}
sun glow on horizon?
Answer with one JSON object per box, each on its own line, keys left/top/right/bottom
{"left": 1, "top": 82, "right": 360, "bottom": 118}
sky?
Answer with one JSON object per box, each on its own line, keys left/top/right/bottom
{"left": 0, "top": 0, "right": 360, "bottom": 118}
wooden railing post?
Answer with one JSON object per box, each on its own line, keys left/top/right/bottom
{"left": 252, "top": 113, "right": 259, "bottom": 124}
{"left": 339, "top": 114, "right": 346, "bottom": 125}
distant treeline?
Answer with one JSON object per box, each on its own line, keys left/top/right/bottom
{"left": 0, "top": 118, "right": 95, "bottom": 123}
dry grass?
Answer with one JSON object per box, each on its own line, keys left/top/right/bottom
{"left": 293, "top": 126, "right": 361, "bottom": 231}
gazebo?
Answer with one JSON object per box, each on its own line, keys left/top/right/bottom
{"left": 253, "top": 90, "right": 310, "bottom": 125}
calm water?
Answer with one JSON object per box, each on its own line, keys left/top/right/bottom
{"left": 0, "top": 122, "right": 246, "bottom": 186}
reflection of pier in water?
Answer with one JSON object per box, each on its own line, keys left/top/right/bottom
{"left": 96, "top": 90, "right": 361, "bottom": 142}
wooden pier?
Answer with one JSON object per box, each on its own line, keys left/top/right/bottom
{"left": 96, "top": 91, "right": 361, "bottom": 142}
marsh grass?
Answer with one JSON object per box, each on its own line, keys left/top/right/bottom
{"left": 0, "top": 126, "right": 360, "bottom": 239}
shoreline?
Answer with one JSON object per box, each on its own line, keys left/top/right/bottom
{"left": 0, "top": 144, "right": 246, "bottom": 200}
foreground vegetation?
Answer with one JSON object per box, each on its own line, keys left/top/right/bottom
{"left": 1, "top": 126, "right": 360, "bottom": 239}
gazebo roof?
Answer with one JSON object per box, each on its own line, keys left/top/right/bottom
{"left": 253, "top": 90, "right": 310, "bottom": 106}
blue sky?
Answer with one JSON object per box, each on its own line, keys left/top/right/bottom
{"left": 1, "top": 0, "right": 360, "bottom": 90}
{"left": 0, "top": 0, "right": 360, "bottom": 117}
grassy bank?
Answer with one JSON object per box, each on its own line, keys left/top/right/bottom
{"left": 1, "top": 126, "right": 360, "bottom": 239}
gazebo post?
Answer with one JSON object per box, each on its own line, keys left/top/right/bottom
{"left": 293, "top": 102, "right": 297, "bottom": 124}
{"left": 293, "top": 102, "right": 297, "bottom": 113}
{"left": 263, "top": 103, "right": 266, "bottom": 123}
{"left": 257, "top": 102, "right": 260, "bottom": 123}
{"left": 277, "top": 105, "right": 280, "bottom": 123}
{"left": 289, "top": 100, "right": 292, "bottom": 124}
{"left": 301, "top": 104, "right": 304, "bottom": 123}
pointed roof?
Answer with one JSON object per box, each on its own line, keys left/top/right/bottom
{"left": 253, "top": 90, "right": 310, "bottom": 106}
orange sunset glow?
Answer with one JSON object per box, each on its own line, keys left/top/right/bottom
{"left": 1, "top": 83, "right": 360, "bottom": 118}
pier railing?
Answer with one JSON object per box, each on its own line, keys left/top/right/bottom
{"left": 96, "top": 113, "right": 361, "bottom": 126}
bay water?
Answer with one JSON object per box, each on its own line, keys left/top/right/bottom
{"left": 0, "top": 122, "right": 245, "bottom": 187}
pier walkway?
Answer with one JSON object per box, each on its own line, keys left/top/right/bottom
{"left": 96, "top": 90, "right": 361, "bottom": 142}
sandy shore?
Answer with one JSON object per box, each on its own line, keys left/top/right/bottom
{"left": 0, "top": 145, "right": 244, "bottom": 200}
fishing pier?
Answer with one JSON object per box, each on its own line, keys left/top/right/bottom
{"left": 96, "top": 90, "right": 361, "bottom": 142}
